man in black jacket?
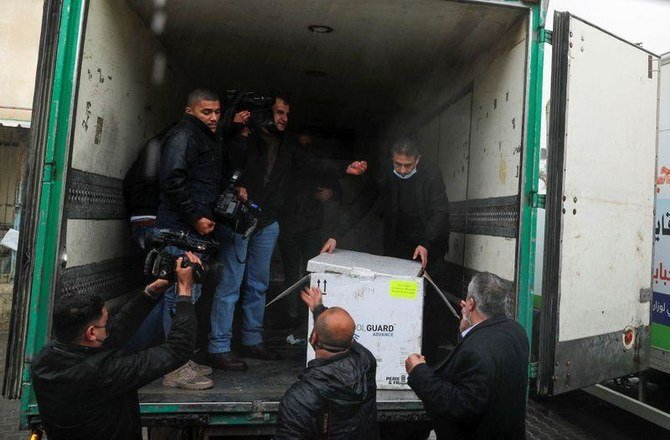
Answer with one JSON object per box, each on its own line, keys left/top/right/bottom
{"left": 275, "top": 286, "right": 378, "bottom": 440}
{"left": 405, "top": 272, "right": 529, "bottom": 440}
{"left": 321, "top": 137, "right": 450, "bottom": 364}
{"left": 31, "top": 253, "right": 201, "bottom": 440}
{"left": 320, "top": 137, "right": 449, "bottom": 269}
{"left": 208, "top": 95, "right": 367, "bottom": 370}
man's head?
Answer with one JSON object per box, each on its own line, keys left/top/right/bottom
{"left": 310, "top": 307, "right": 355, "bottom": 356}
{"left": 391, "top": 138, "right": 421, "bottom": 178}
{"left": 185, "top": 88, "right": 221, "bottom": 133}
{"left": 271, "top": 96, "right": 290, "bottom": 132}
{"left": 460, "top": 272, "right": 514, "bottom": 332}
{"left": 53, "top": 292, "right": 109, "bottom": 346}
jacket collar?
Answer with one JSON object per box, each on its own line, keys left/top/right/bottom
{"left": 434, "top": 315, "right": 509, "bottom": 371}
{"left": 53, "top": 340, "right": 105, "bottom": 354}
{"left": 183, "top": 114, "right": 216, "bottom": 140}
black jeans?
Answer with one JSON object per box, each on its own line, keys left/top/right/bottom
{"left": 278, "top": 228, "right": 323, "bottom": 322}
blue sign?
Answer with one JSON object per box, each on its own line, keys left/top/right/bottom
{"left": 652, "top": 291, "right": 670, "bottom": 327}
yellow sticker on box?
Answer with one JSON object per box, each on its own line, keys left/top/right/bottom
{"left": 389, "top": 280, "right": 418, "bottom": 299}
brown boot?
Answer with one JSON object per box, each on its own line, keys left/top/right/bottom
{"left": 240, "top": 345, "right": 281, "bottom": 361}
{"left": 207, "top": 352, "right": 248, "bottom": 371}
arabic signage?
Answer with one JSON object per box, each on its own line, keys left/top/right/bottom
{"left": 653, "top": 193, "right": 670, "bottom": 351}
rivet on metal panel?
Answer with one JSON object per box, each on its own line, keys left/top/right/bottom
{"left": 580, "top": 47, "right": 584, "bottom": 52}
{"left": 566, "top": 361, "right": 571, "bottom": 366}
{"left": 573, "top": 209, "right": 577, "bottom": 215}
{"left": 553, "top": 375, "right": 559, "bottom": 381}
{"left": 569, "top": 42, "right": 573, "bottom": 48}
{"left": 562, "top": 209, "right": 566, "bottom": 214}
{"left": 573, "top": 197, "right": 577, "bottom": 203}
{"left": 580, "top": 36, "right": 584, "bottom": 42}
{"left": 569, "top": 31, "right": 573, "bottom": 37}
{"left": 562, "top": 195, "right": 567, "bottom": 202}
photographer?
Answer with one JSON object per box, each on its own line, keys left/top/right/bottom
{"left": 208, "top": 94, "right": 367, "bottom": 370}
{"left": 31, "top": 253, "right": 202, "bottom": 440}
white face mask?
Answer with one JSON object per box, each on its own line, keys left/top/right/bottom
{"left": 393, "top": 167, "right": 418, "bottom": 180}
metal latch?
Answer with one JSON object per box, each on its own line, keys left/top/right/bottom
{"left": 539, "top": 28, "right": 553, "bottom": 45}
{"left": 530, "top": 192, "right": 546, "bottom": 209}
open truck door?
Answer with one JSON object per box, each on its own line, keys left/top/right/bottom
{"left": 538, "top": 12, "right": 660, "bottom": 395}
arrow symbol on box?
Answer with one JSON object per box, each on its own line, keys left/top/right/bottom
{"left": 317, "top": 279, "right": 321, "bottom": 289}
{"left": 323, "top": 279, "right": 327, "bottom": 293}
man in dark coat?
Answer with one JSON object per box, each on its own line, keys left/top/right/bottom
{"left": 321, "top": 137, "right": 450, "bottom": 364}
{"left": 275, "top": 286, "right": 378, "bottom": 440}
{"left": 320, "top": 137, "right": 449, "bottom": 270}
{"left": 405, "top": 272, "right": 529, "bottom": 440}
{"left": 31, "top": 254, "right": 201, "bottom": 440}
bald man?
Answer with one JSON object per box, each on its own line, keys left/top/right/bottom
{"left": 275, "top": 287, "right": 378, "bottom": 440}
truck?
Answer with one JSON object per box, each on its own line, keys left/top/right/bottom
{"left": 2, "top": 0, "right": 665, "bottom": 435}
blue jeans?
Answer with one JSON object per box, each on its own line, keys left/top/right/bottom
{"left": 162, "top": 245, "right": 203, "bottom": 336}
{"left": 209, "top": 221, "right": 280, "bottom": 353}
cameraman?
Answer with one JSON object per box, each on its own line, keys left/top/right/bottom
{"left": 208, "top": 95, "right": 366, "bottom": 370}
{"left": 31, "top": 253, "right": 201, "bottom": 440}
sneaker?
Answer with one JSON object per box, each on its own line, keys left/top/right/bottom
{"left": 187, "top": 359, "right": 213, "bottom": 376}
{"left": 163, "top": 362, "right": 214, "bottom": 390}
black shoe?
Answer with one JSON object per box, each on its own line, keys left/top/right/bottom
{"left": 240, "top": 345, "right": 281, "bottom": 361}
{"left": 207, "top": 352, "right": 248, "bottom": 371}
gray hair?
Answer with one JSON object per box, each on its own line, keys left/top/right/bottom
{"left": 186, "top": 88, "right": 219, "bottom": 106}
{"left": 391, "top": 137, "right": 420, "bottom": 158}
{"left": 466, "top": 272, "right": 515, "bottom": 318}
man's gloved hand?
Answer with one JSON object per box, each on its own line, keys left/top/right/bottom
{"left": 405, "top": 353, "right": 426, "bottom": 374}
{"left": 300, "top": 287, "right": 324, "bottom": 312}
{"left": 194, "top": 217, "right": 215, "bottom": 235}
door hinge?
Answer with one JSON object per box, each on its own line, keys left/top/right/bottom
{"left": 539, "top": 28, "right": 553, "bottom": 45}
{"left": 530, "top": 192, "right": 546, "bottom": 209}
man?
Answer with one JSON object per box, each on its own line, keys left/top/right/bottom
{"left": 208, "top": 95, "right": 366, "bottom": 370}
{"left": 321, "top": 137, "right": 449, "bottom": 363}
{"left": 156, "top": 89, "right": 223, "bottom": 383}
{"left": 275, "top": 286, "right": 378, "bottom": 439}
{"left": 405, "top": 272, "right": 529, "bottom": 440}
{"left": 31, "top": 253, "right": 203, "bottom": 440}
{"left": 321, "top": 137, "right": 449, "bottom": 269}
{"left": 279, "top": 130, "right": 343, "bottom": 344}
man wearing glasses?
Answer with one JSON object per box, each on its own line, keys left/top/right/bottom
{"left": 30, "top": 253, "right": 201, "bottom": 440}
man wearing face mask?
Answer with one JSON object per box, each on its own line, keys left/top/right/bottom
{"left": 404, "top": 272, "right": 529, "bottom": 440}
{"left": 320, "top": 137, "right": 449, "bottom": 271}
{"left": 31, "top": 253, "right": 201, "bottom": 440}
{"left": 320, "top": 138, "right": 449, "bottom": 366}
{"left": 275, "top": 286, "right": 378, "bottom": 440}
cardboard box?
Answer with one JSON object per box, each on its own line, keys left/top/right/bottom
{"left": 306, "top": 249, "right": 424, "bottom": 390}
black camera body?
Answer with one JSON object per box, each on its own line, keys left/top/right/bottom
{"left": 222, "top": 90, "right": 275, "bottom": 134}
{"left": 214, "top": 170, "right": 261, "bottom": 239}
{"left": 143, "top": 229, "right": 219, "bottom": 283}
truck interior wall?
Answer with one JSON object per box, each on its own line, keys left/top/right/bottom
{"left": 59, "top": 0, "right": 192, "bottom": 303}
{"left": 388, "top": 16, "right": 528, "bottom": 296}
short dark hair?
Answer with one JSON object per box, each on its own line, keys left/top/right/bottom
{"left": 467, "top": 272, "right": 514, "bottom": 318}
{"left": 391, "top": 137, "right": 420, "bottom": 157}
{"left": 273, "top": 93, "right": 292, "bottom": 107}
{"left": 52, "top": 292, "right": 105, "bottom": 343}
{"left": 187, "top": 88, "right": 219, "bottom": 107}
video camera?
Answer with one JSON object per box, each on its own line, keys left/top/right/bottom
{"left": 144, "top": 229, "right": 219, "bottom": 283}
{"left": 215, "top": 169, "right": 261, "bottom": 239}
{"left": 220, "top": 90, "right": 275, "bottom": 137}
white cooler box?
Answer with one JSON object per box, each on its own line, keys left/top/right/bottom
{"left": 306, "top": 249, "right": 424, "bottom": 390}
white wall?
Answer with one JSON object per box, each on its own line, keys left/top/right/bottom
{"left": 66, "top": 0, "right": 192, "bottom": 268}
{"left": 398, "top": 16, "right": 529, "bottom": 281}
{"left": 0, "top": 0, "right": 42, "bottom": 126}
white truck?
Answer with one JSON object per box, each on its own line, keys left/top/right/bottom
{"left": 3, "top": 0, "right": 665, "bottom": 435}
